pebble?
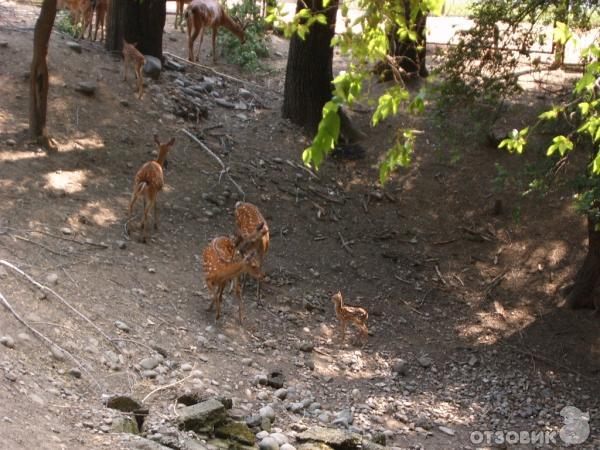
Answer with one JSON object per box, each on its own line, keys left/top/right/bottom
{"left": 5, "top": 371, "right": 17, "bottom": 382}
{"left": 66, "top": 41, "right": 82, "bottom": 53}
{"left": 418, "top": 355, "right": 433, "bottom": 368}
{"left": 140, "top": 357, "right": 160, "bottom": 370}
{"left": 270, "top": 432, "right": 289, "bottom": 445}
{"left": 6, "top": 139, "right": 16, "bottom": 146}
{"left": 46, "top": 273, "right": 59, "bottom": 285}
{"left": 115, "top": 240, "right": 127, "bottom": 249}
{"left": 75, "top": 81, "right": 97, "bottom": 96}
{"left": 68, "top": 368, "right": 82, "bottom": 379}
{"left": 259, "top": 405, "right": 275, "bottom": 422}
{"left": 259, "top": 436, "right": 279, "bottom": 450}
{"left": 141, "top": 370, "right": 157, "bottom": 379}
{"left": 114, "top": 321, "right": 130, "bottom": 332}
{"left": 393, "top": 358, "right": 408, "bottom": 375}
{"left": 242, "top": 358, "right": 253, "bottom": 366}
{"left": 60, "top": 227, "right": 73, "bottom": 235}
{"left": 256, "top": 431, "right": 269, "bottom": 440}
{"left": 180, "top": 363, "right": 193, "bottom": 371}
{"left": 0, "top": 336, "right": 15, "bottom": 349}
{"left": 438, "top": 426, "right": 455, "bottom": 436}
{"left": 17, "top": 333, "right": 32, "bottom": 343}
{"left": 274, "top": 388, "right": 288, "bottom": 400}
{"left": 257, "top": 391, "right": 269, "bottom": 401}
{"left": 280, "top": 445, "right": 295, "bottom": 450}
{"left": 51, "top": 346, "right": 66, "bottom": 361}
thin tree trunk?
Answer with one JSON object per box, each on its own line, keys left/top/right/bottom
{"left": 105, "top": 0, "right": 126, "bottom": 54}
{"left": 552, "top": 0, "right": 570, "bottom": 68}
{"left": 566, "top": 215, "right": 600, "bottom": 309}
{"left": 282, "top": 0, "right": 339, "bottom": 133}
{"left": 29, "top": 0, "right": 58, "bottom": 151}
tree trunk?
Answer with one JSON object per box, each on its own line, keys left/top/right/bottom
{"left": 106, "top": 0, "right": 166, "bottom": 59}
{"left": 378, "top": 0, "right": 428, "bottom": 80}
{"left": 566, "top": 215, "right": 600, "bottom": 309}
{"left": 282, "top": 0, "right": 339, "bottom": 133}
{"left": 552, "top": 0, "right": 570, "bottom": 68}
{"left": 30, "top": 0, "right": 58, "bottom": 151}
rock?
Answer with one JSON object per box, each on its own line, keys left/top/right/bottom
{"left": 0, "top": 336, "right": 15, "bottom": 349}
{"left": 245, "top": 414, "right": 262, "bottom": 428}
{"left": 66, "top": 41, "right": 82, "bottom": 53}
{"left": 274, "top": 388, "right": 288, "bottom": 400}
{"left": 75, "top": 81, "right": 97, "bottom": 96}
{"left": 290, "top": 402, "right": 304, "bottom": 413}
{"left": 417, "top": 355, "right": 433, "bottom": 368}
{"left": 181, "top": 363, "right": 193, "bottom": 371}
{"left": 270, "top": 433, "right": 289, "bottom": 445}
{"left": 215, "top": 421, "right": 255, "bottom": 445}
{"left": 242, "top": 357, "right": 253, "bottom": 366}
{"left": 114, "top": 320, "right": 131, "bottom": 332}
{"left": 261, "top": 416, "right": 272, "bottom": 432}
{"left": 297, "top": 427, "right": 361, "bottom": 450}
{"left": 0, "top": 41, "right": 8, "bottom": 48}
{"left": 280, "top": 445, "right": 296, "bottom": 450}
{"left": 68, "top": 367, "right": 82, "bottom": 378}
{"left": 140, "top": 357, "right": 160, "bottom": 370}
{"left": 259, "top": 405, "right": 275, "bottom": 422}
{"left": 216, "top": 395, "right": 232, "bottom": 409}
{"left": 332, "top": 409, "right": 353, "bottom": 428}
{"left": 438, "top": 426, "right": 455, "bottom": 436}
{"left": 267, "top": 370, "right": 285, "bottom": 389}
{"left": 372, "top": 432, "right": 387, "bottom": 446}
{"left": 163, "top": 59, "right": 184, "bottom": 72}
{"left": 143, "top": 55, "right": 162, "bottom": 80}
{"left": 112, "top": 416, "right": 139, "bottom": 434}
{"left": 177, "top": 399, "right": 226, "bottom": 432}
{"left": 120, "top": 100, "right": 130, "bottom": 108}
{"left": 141, "top": 370, "right": 157, "bottom": 379}
{"left": 256, "top": 431, "right": 269, "bottom": 440}
{"left": 105, "top": 395, "right": 142, "bottom": 412}
{"left": 254, "top": 374, "right": 268, "bottom": 386}
{"left": 392, "top": 359, "right": 407, "bottom": 375}
{"left": 16, "top": 333, "right": 32, "bottom": 343}
{"left": 299, "top": 342, "right": 314, "bottom": 352}
{"left": 259, "top": 436, "right": 280, "bottom": 450}
{"left": 257, "top": 391, "right": 270, "bottom": 401}
{"left": 214, "top": 98, "right": 235, "bottom": 109}
{"left": 130, "top": 437, "right": 173, "bottom": 450}
{"left": 6, "top": 139, "right": 16, "bottom": 147}
{"left": 116, "top": 240, "right": 127, "bottom": 249}
{"left": 46, "top": 273, "right": 58, "bottom": 285}
{"left": 317, "top": 413, "right": 331, "bottom": 424}
{"left": 297, "top": 445, "right": 334, "bottom": 450}
{"left": 5, "top": 371, "right": 17, "bottom": 382}
{"left": 361, "top": 442, "right": 385, "bottom": 450}
{"left": 51, "top": 346, "right": 66, "bottom": 361}
{"left": 239, "top": 88, "right": 253, "bottom": 100}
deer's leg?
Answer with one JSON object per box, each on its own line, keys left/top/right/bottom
{"left": 234, "top": 277, "right": 243, "bottom": 322}
{"left": 136, "top": 63, "right": 144, "bottom": 99}
{"left": 127, "top": 184, "right": 140, "bottom": 218}
{"left": 153, "top": 194, "right": 159, "bottom": 230}
{"left": 215, "top": 284, "right": 224, "bottom": 320}
{"left": 141, "top": 194, "right": 152, "bottom": 243}
{"left": 123, "top": 56, "right": 128, "bottom": 81}
{"left": 93, "top": 8, "right": 99, "bottom": 41}
{"left": 188, "top": 24, "right": 200, "bottom": 62}
{"left": 196, "top": 27, "right": 205, "bottom": 62}
{"left": 340, "top": 321, "right": 347, "bottom": 342}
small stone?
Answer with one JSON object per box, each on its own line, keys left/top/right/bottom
{"left": 105, "top": 395, "right": 142, "bottom": 412}
{"left": 181, "top": 363, "right": 193, "bottom": 371}
{"left": 17, "top": 333, "right": 32, "bottom": 343}
{"left": 468, "top": 355, "right": 478, "bottom": 366}
{"left": 257, "top": 391, "right": 269, "bottom": 401}
{"left": 280, "top": 445, "right": 295, "bottom": 450}
{"left": 51, "top": 346, "right": 66, "bottom": 361}
{"left": 116, "top": 240, "right": 127, "bottom": 249}
{"left": 6, "top": 139, "right": 16, "bottom": 146}
{"left": 68, "top": 368, "right": 82, "bottom": 378}
{"left": 75, "top": 81, "right": 97, "bottom": 96}
{"left": 0, "top": 41, "right": 8, "bottom": 48}
{"left": 112, "top": 416, "right": 139, "bottom": 434}
{"left": 289, "top": 402, "right": 304, "bottom": 413}
{"left": 142, "top": 370, "right": 157, "bottom": 379}
{"left": 5, "top": 371, "right": 17, "bottom": 382}
{"left": 0, "top": 336, "right": 15, "bottom": 349}
{"left": 66, "top": 41, "right": 82, "bottom": 53}
{"left": 261, "top": 416, "right": 272, "bottom": 432}
{"left": 274, "top": 388, "right": 288, "bottom": 400}
{"left": 259, "top": 436, "right": 279, "bottom": 450}
{"left": 242, "top": 357, "right": 253, "bottom": 366}
{"left": 259, "top": 405, "right": 275, "bottom": 422}
{"left": 256, "top": 431, "right": 269, "bottom": 440}
{"left": 140, "top": 357, "right": 160, "bottom": 370}
{"left": 438, "top": 426, "right": 455, "bottom": 436}
{"left": 392, "top": 358, "right": 408, "bottom": 376}
{"left": 114, "top": 321, "right": 130, "bottom": 332}
{"left": 299, "top": 342, "right": 314, "bottom": 352}
{"left": 245, "top": 415, "right": 262, "bottom": 428}
{"left": 120, "top": 100, "right": 130, "bottom": 107}
{"left": 270, "top": 432, "right": 289, "bottom": 445}
{"left": 417, "top": 355, "right": 433, "bottom": 368}
{"left": 46, "top": 273, "right": 59, "bottom": 285}
{"left": 143, "top": 56, "right": 162, "bottom": 80}
{"left": 267, "top": 370, "right": 284, "bottom": 389}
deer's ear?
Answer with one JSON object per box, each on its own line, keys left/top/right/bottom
{"left": 167, "top": 137, "right": 175, "bottom": 146}
{"left": 154, "top": 134, "right": 160, "bottom": 145}
{"left": 255, "top": 222, "right": 264, "bottom": 232}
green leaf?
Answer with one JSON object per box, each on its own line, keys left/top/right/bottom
{"left": 546, "top": 135, "right": 573, "bottom": 156}
{"left": 538, "top": 108, "right": 560, "bottom": 120}
{"left": 592, "top": 152, "right": 600, "bottom": 174}
{"left": 553, "top": 21, "right": 572, "bottom": 45}
{"left": 372, "top": 86, "right": 408, "bottom": 126}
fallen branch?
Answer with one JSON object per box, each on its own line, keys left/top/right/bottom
{"left": 435, "top": 264, "right": 448, "bottom": 286}
{"left": 0, "top": 260, "right": 120, "bottom": 352}
{"left": 164, "top": 52, "right": 268, "bottom": 91}
{"left": 29, "top": 229, "right": 108, "bottom": 249}
{"left": 0, "top": 290, "right": 102, "bottom": 391}
{"left": 337, "top": 232, "right": 354, "bottom": 255}
{"left": 142, "top": 365, "right": 196, "bottom": 404}
{"left": 181, "top": 128, "right": 245, "bottom": 199}
{"left": 14, "top": 235, "right": 65, "bottom": 256}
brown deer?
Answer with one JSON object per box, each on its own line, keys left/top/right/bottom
{"left": 127, "top": 135, "right": 175, "bottom": 243}
{"left": 234, "top": 202, "right": 269, "bottom": 301}
{"left": 203, "top": 236, "right": 263, "bottom": 322}
{"left": 122, "top": 40, "right": 146, "bottom": 99}
{"left": 174, "top": 0, "right": 191, "bottom": 31}
{"left": 92, "top": 0, "right": 108, "bottom": 42}
{"left": 76, "top": 0, "right": 94, "bottom": 40}
{"left": 184, "top": 0, "right": 246, "bottom": 63}
{"left": 331, "top": 291, "right": 369, "bottom": 344}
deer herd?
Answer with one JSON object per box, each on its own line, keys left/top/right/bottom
{"left": 56, "top": 0, "right": 368, "bottom": 344}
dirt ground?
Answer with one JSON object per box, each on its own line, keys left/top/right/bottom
{"left": 0, "top": 1, "right": 598, "bottom": 449}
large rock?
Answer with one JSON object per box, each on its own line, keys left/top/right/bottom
{"left": 297, "top": 427, "right": 361, "bottom": 450}
{"left": 215, "top": 421, "right": 255, "bottom": 445}
{"left": 143, "top": 55, "right": 162, "bottom": 80}
{"left": 75, "top": 81, "right": 97, "bottom": 96}
{"left": 177, "top": 398, "right": 226, "bottom": 432}
{"left": 129, "top": 437, "right": 172, "bottom": 450}
{"left": 112, "top": 416, "right": 139, "bottom": 434}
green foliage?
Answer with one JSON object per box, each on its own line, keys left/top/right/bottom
{"left": 55, "top": 11, "right": 80, "bottom": 38}
{"left": 217, "top": 0, "right": 270, "bottom": 71}
{"left": 293, "top": 0, "right": 442, "bottom": 184}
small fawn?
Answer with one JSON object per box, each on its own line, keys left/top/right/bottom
{"left": 184, "top": 0, "right": 246, "bottom": 63}
{"left": 174, "top": 0, "right": 191, "bottom": 31}
{"left": 122, "top": 40, "right": 146, "bottom": 99}
{"left": 92, "top": 0, "right": 108, "bottom": 42}
{"left": 203, "top": 236, "right": 263, "bottom": 322}
{"left": 331, "top": 291, "right": 369, "bottom": 343}
{"left": 234, "top": 202, "right": 269, "bottom": 301}
{"left": 127, "top": 135, "right": 175, "bottom": 243}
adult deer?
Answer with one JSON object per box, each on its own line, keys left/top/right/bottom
{"left": 184, "top": 0, "right": 246, "bottom": 63}
{"left": 174, "top": 0, "right": 191, "bottom": 31}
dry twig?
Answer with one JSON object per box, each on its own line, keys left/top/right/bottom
{"left": 142, "top": 365, "right": 197, "bottom": 404}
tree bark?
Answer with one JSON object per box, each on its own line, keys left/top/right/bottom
{"left": 30, "top": 0, "right": 58, "bottom": 150}
{"left": 378, "top": 0, "right": 428, "bottom": 80}
{"left": 282, "top": 0, "right": 339, "bottom": 134}
{"left": 566, "top": 215, "right": 600, "bottom": 309}
{"left": 106, "top": 0, "right": 166, "bottom": 59}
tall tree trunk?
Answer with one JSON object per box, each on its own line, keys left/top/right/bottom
{"left": 106, "top": 0, "right": 166, "bottom": 59}
{"left": 282, "top": 0, "right": 339, "bottom": 133}
{"left": 30, "top": 0, "right": 58, "bottom": 151}
{"left": 378, "top": 1, "right": 428, "bottom": 80}
{"left": 566, "top": 215, "right": 600, "bottom": 309}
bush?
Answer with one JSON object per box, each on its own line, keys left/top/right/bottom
{"left": 217, "top": 0, "right": 270, "bottom": 71}
{"left": 55, "top": 11, "right": 81, "bottom": 38}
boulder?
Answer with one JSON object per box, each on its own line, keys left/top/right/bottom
{"left": 105, "top": 395, "right": 142, "bottom": 412}
{"left": 143, "top": 55, "right": 162, "bottom": 80}
{"left": 297, "top": 427, "right": 361, "bottom": 450}
{"left": 215, "top": 421, "right": 255, "bottom": 445}
{"left": 177, "top": 398, "right": 226, "bottom": 432}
